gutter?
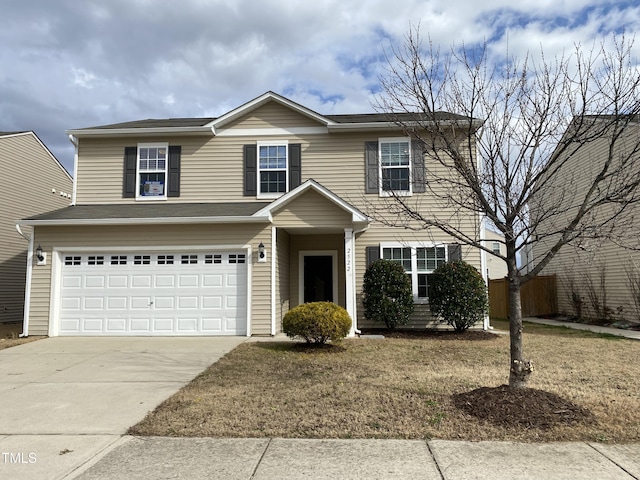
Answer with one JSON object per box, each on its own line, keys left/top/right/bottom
{"left": 65, "top": 126, "right": 214, "bottom": 138}
{"left": 18, "top": 215, "right": 272, "bottom": 227}
{"left": 15, "top": 225, "right": 32, "bottom": 337}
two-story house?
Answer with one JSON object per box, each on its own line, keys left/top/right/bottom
{"left": 18, "top": 92, "right": 484, "bottom": 337}
{"left": 1, "top": 131, "right": 72, "bottom": 324}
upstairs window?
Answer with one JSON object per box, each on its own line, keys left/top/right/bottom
{"left": 138, "top": 143, "right": 168, "bottom": 199}
{"left": 492, "top": 242, "right": 501, "bottom": 255}
{"left": 380, "top": 138, "right": 411, "bottom": 193}
{"left": 258, "top": 142, "right": 288, "bottom": 196}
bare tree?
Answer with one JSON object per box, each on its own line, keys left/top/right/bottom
{"left": 373, "top": 28, "right": 640, "bottom": 388}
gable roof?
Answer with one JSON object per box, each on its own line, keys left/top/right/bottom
{"left": 66, "top": 91, "right": 478, "bottom": 137}
{"left": 254, "top": 179, "right": 370, "bottom": 231}
{"left": 1, "top": 131, "right": 72, "bottom": 180}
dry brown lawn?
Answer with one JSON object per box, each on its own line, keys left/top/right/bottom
{"left": 0, "top": 322, "right": 42, "bottom": 350}
{"left": 130, "top": 320, "right": 640, "bottom": 442}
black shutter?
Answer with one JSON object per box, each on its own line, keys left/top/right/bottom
{"left": 243, "top": 145, "right": 257, "bottom": 196}
{"left": 123, "top": 146, "right": 137, "bottom": 198}
{"left": 366, "top": 246, "right": 380, "bottom": 267}
{"left": 289, "top": 143, "right": 301, "bottom": 190}
{"left": 447, "top": 243, "right": 462, "bottom": 262}
{"left": 167, "top": 145, "right": 181, "bottom": 197}
{"left": 365, "top": 142, "right": 378, "bottom": 194}
{"left": 412, "top": 140, "right": 426, "bottom": 193}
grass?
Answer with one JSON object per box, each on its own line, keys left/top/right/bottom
{"left": 0, "top": 321, "right": 42, "bottom": 350}
{"left": 130, "top": 319, "right": 640, "bottom": 442}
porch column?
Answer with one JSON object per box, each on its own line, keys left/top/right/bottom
{"left": 344, "top": 228, "right": 357, "bottom": 336}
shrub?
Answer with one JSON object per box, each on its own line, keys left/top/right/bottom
{"left": 362, "top": 259, "right": 414, "bottom": 329}
{"left": 282, "top": 301, "right": 351, "bottom": 344}
{"left": 429, "top": 260, "right": 488, "bottom": 332}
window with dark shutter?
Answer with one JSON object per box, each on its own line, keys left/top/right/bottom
{"left": 365, "top": 142, "right": 379, "bottom": 194}
{"left": 447, "top": 244, "right": 462, "bottom": 262}
{"left": 167, "top": 145, "right": 181, "bottom": 197}
{"left": 289, "top": 143, "right": 301, "bottom": 190}
{"left": 123, "top": 146, "right": 137, "bottom": 198}
{"left": 366, "top": 246, "right": 380, "bottom": 267}
{"left": 243, "top": 144, "right": 257, "bottom": 196}
{"left": 412, "top": 140, "right": 426, "bottom": 193}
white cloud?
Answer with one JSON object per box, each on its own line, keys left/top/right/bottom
{"left": 0, "top": 0, "right": 639, "bottom": 172}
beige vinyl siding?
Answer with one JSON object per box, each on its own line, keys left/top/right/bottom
{"left": 275, "top": 229, "right": 290, "bottom": 331}
{"left": 272, "top": 189, "right": 353, "bottom": 229}
{"left": 0, "top": 133, "right": 72, "bottom": 323}
{"left": 532, "top": 125, "right": 640, "bottom": 322}
{"left": 29, "top": 223, "right": 272, "bottom": 336}
{"left": 221, "top": 101, "right": 324, "bottom": 130}
{"left": 288, "top": 234, "right": 345, "bottom": 309}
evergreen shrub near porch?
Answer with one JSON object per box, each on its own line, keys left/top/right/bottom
{"left": 429, "top": 260, "right": 488, "bottom": 332}
{"left": 282, "top": 302, "right": 351, "bottom": 344}
{"left": 362, "top": 259, "right": 414, "bottom": 329}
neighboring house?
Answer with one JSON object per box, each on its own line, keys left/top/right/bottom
{"left": 18, "top": 92, "right": 485, "bottom": 337}
{"left": 532, "top": 119, "right": 640, "bottom": 323}
{"left": 482, "top": 226, "right": 507, "bottom": 279}
{"left": 0, "top": 131, "right": 72, "bottom": 323}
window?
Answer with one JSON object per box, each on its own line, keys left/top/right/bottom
{"left": 88, "top": 255, "right": 104, "bottom": 266}
{"left": 138, "top": 143, "right": 168, "bottom": 199}
{"left": 380, "top": 138, "right": 411, "bottom": 194}
{"left": 64, "top": 256, "right": 81, "bottom": 266}
{"left": 181, "top": 254, "right": 198, "bottom": 265}
{"left": 157, "top": 255, "right": 174, "bottom": 265}
{"left": 492, "top": 242, "right": 501, "bottom": 255}
{"left": 205, "top": 254, "right": 222, "bottom": 264}
{"left": 110, "top": 255, "right": 127, "bottom": 265}
{"left": 382, "top": 245, "right": 447, "bottom": 300}
{"left": 134, "top": 255, "right": 151, "bottom": 265}
{"left": 229, "top": 254, "right": 246, "bottom": 264}
{"left": 258, "top": 142, "right": 288, "bottom": 196}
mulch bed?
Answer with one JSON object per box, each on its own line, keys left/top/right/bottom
{"left": 452, "top": 385, "right": 595, "bottom": 430}
{"left": 359, "top": 329, "right": 498, "bottom": 341}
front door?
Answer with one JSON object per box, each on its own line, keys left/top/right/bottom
{"left": 303, "top": 255, "right": 333, "bottom": 303}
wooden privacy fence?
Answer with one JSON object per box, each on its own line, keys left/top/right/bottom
{"left": 489, "top": 275, "right": 558, "bottom": 319}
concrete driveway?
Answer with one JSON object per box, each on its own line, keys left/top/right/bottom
{"left": 0, "top": 336, "right": 246, "bottom": 479}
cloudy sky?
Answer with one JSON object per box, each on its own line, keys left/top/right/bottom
{"left": 2, "top": 0, "right": 639, "bottom": 174}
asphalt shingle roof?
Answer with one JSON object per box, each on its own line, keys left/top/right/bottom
{"left": 26, "top": 202, "right": 271, "bottom": 221}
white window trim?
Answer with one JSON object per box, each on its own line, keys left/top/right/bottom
{"left": 378, "top": 137, "right": 412, "bottom": 197}
{"left": 380, "top": 242, "right": 447, "bottom": 303}
{"left": 257, "top": 140, "right": 289, "bottom": 199}
{"left": 136, "top": 142, "right": 169, "bottom": 201}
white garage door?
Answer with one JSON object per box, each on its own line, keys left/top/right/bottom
{"left": 57, "top": 251, "right": 247, "bottom": 336}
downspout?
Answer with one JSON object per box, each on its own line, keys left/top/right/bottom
{"left": 350, "top": 222, "right": 370, "bottom": 336}
{"left": 16, "top": 224, "right": 33, "bottom": 337}
{"left": 68, "top": 134, "right": 78, "bottom": 205}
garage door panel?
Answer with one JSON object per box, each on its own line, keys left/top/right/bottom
{"left": 83, "top": 297, "right": 104, "bottom": 309}
{"left": 155, "top": 275, "right": 175, "bottom": 287}
{"left": 58, "top": 251, "right": 248, "bottom": 336}
{"left": 85, "top": 276, "right": 105, "bottom": 288}
{"left": 132, "top": 275, "right": 152, "bottom": 288}
{"left": 154, "top": 296, "right": 175, "bottom": 309}
{"left": 202, "top": 318, "right": 222, "bottom": 331}
{"left": 62, "top": 275, "right": 82, "bottom": 288}
{"left": 107, "top": 297, "right": 127, "bottom": 309}
{"left": 108, "top": 276, "right": 128, "bottom": 288}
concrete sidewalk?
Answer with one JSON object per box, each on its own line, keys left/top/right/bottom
{"left": 60, "top": 437, "right": 640, "bottom": 479}
{"left": 522, "top": 317, "right": 640, "bottom": 340}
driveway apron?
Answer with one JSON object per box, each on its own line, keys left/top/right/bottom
{"left": 0, "top": 336, "right": 246, "bottom": 479}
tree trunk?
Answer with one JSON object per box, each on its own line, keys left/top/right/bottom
{"left": 507, "top": 256, "right": 533, "bottom": 388}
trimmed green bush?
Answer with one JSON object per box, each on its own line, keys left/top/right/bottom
{"left": 362, "top": 259, "right": 414, "bottom": 329}
{"left": 429, "top": 260, "right": 488, "bottom": 332}
{"left": 282, "top": 301, "right": 352, "bottom": 344}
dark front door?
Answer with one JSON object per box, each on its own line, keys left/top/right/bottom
{"left": 303, "top": 255, "right": 333, "bottom": 303}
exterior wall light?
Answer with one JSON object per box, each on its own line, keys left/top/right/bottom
{"left": 258, "top": 242, "right": 267, "bottom": 263}
{"left": 35, "top": 244, "right": 46, "bottom": 265}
